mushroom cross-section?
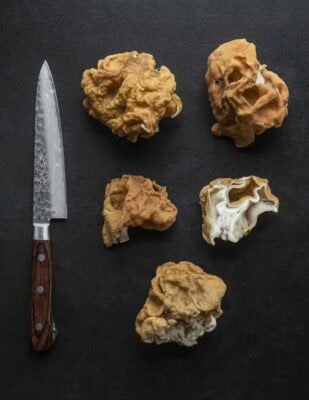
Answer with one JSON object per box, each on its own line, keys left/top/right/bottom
{"left": 199, "top": 176, "right": 279, "bottom": 245}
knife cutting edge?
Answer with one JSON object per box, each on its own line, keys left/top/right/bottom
{"left": 31, "top": 61, "right": 67, "bottom": 351}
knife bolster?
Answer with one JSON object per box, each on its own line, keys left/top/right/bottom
{"left": 33, "top": 223, "right": 50, "bottom": 240}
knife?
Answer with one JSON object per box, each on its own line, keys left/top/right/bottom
{"left": 30, "top": 61, "right": 67, "bottom": 352}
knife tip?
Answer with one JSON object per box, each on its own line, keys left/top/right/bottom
{"left": 39, "top": 60, "right": 51, "bottom": 75}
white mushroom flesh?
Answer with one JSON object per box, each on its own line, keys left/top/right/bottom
{"left": 200, "top": 177, "right": 279, "bottom": 245}
{"left": 150, "top": 315, "right": 217, "bottom": 347}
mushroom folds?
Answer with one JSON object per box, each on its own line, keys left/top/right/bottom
{"left": 205, "top": 39, "right": 289, "bottom": 147}
{"left": 102, "top": 175, "right": 177, "bottom": 247}
{"left": 199, "top": 176, "right": 279, "bottom": 245}
{"left": 81, "top": 51, "right": 182, "bottom": 142}
{"left": 136, "top": 261, "right": 226, "bottom": 347}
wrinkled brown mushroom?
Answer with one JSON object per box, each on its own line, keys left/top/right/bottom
{"left": 136, "top": 261, "right": 227, "bottom": 346}
{"left": 81, "top": 51, "right": 182, "bottom": 142}
{"left": 205, "top": 39, "right": 289, "bottom": 147}
{"left": 102, "top": 175, "right": 177, "bottom": 247}
{"left": 199, "top": 176, "right": 279, "bottom": 245}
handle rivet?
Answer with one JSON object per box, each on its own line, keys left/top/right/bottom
{"left": 37, "top": 254, "right": 45, "bottom": 262}
{"left": 36, "top": 285, "right": 44, "bottom": 294}
{"left": 35, "top": 322, "right": 43, "bottom": 332}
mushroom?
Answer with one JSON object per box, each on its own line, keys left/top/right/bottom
{"left": 81, "top": 51, "right": 182, "bottom": 142}
{"left": 136, "top": 261, "right": 226, "bottom": 347}
{"left": 199, "top": 176, "right": 279, "bottom": 245}
{"left": 205, "top": 39, "right": 289, "bottom": 147}
{"left": 102, "top": 175, "right": 177, "bottom": 247}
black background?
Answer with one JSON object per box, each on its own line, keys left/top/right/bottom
{"left": 0, "top": 1, "right": 308, "bottom": 399}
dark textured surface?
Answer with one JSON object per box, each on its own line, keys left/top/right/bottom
{"left": 0, "top": 1, "right": 308, "bottom": 399}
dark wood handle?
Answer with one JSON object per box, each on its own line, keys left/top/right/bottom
{"left": 30, "top": 240, "right": 57, "bottom": 351}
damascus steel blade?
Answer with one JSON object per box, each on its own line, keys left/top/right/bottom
{"left": 33, "top": 61, "right": 67, "bottom": 224}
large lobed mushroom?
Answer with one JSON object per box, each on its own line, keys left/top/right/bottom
{"left": 136, "top": 261, "right": 226, "bottom": 347}
{"left": 205, "top": 38, "right": 289, "bottom": 147}
{"left": 81, "top": 51, "right": 182, "bottom": 142}
{"left": 102, "top": 175, "right": 177, "bottom": 247}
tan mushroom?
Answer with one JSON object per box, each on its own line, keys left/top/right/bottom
{"left": 81, "top": 51, "right": 182, "bottom": 142}
{"left": 136, "top": 261, "right": 227, "bottom": 346}
{"left": 102, "top": 175, "right": 177, "bottom": 247}
{"left": 205, "top": 39, "right": 289, "bottom": 147}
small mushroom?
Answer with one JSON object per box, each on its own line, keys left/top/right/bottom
{"left": 205, "top": 39, "right": 289, "bottom": 147}
{"left": 81, "top": 51, "right": 182, "bottom": 142}
{"left": 136, "top": 261, "right": 226, "bottom": 347}
{"left": 102, "top": 175, "right": 177, "bottom": 247}
{"left": 199, "top": 176, "right": 279, "bottom": 245}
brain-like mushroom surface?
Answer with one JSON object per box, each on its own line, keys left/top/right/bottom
{"left": 205, "top": 38, "right": 289, "bottom": 147}
{"left": 81, "top": 51, "right": 182, "bottom": 142}
{"left": 136, "top": 261, "right": 226, "bottom": 347}
{"left": 102, "top": 175, "right": 177, "bottom": 247}
{"left": 199, "top": 176, "right": 279, "bottom": 245}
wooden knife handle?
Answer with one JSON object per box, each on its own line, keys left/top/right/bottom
{"left": 30, "top": 240, "right": 57, "bottom": 351}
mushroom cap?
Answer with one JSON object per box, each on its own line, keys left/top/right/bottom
{"left": 102, "top": 175, "right": 177, "bottom": 247}
{"left": 205, "top": 39, "right": 289, "bottom": 147}
{"left": 136, "top": 261, "right": 226, "bottom": 346}
{"left": 81, "top": 51, "right": 182, "bottom": 142}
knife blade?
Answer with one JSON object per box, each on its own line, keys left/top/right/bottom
{"left": 30, "top": 61, "right": 67, "bottom": 352}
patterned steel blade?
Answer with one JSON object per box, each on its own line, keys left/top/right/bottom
{"left": 33, "top": 61, "right": 67, "bottom": 224}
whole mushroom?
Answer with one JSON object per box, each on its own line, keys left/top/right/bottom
{"left": 136, "top": 261, "right": 227, "bottom": 347}
{"left": 205, "top": 38, "right": 289, "bottom": 147}
{"left": 81, "top": 51, "right": 182, "bottom": 142}
{"left": 102, "top": 175, "right": 177, "bottom": 247}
